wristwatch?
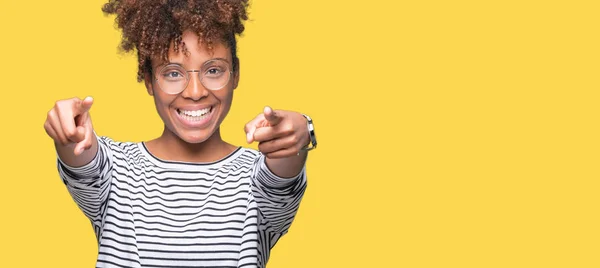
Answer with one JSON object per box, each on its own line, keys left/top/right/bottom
{"left": 301, "top": 114, "right": 317, "bottom": 151}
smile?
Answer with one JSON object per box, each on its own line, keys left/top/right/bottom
{"left": 175, "top": 106, "right": 214, "bottom": 125}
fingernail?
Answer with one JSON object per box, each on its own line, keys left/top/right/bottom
{"left": 246, "top": 132, "right": 252, "bottom": 143}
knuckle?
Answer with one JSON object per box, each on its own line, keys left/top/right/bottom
{"left": 283, "top": 124, "right": 294, "bottom": 135}
{"left": 55, "top": 99, "right": 67, "bottom": 107}
{"left": 43, "top": 121, "right": 51, "bottom": 131}
{"left": 56, "top": 98, "right": 77, "bottom": 112}
{"left": 70, "top": 97, "right": 81, "bottom": 105}
{"left": 64, "top": 128, "right": 77, "bottom": 138}
{"left": 54, "top": 103, "right": 65, "bottom": 114}
{"left": 44, "top": 127, "right": 52, "bottom": 137}
{"left": 47, "top": 111, "right": 57, "bottom": 122}
{"left": 59, "top": 138, "right": 70, "bottom": 146}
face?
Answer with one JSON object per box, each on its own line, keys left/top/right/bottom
{"left": 144, "top": 30, "right": 239, "bottom": 144}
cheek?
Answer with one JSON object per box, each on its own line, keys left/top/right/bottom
{"left": 153, "top": 91, "right": 175, "bottom": 107}
{"left": 217, "top": 91, "right": 234, "bottom": 110}
{"left": 153, "top": 95, "right": 176, "bottom": 120}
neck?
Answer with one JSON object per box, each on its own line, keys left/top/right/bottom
{"left": 148, "top": 126, "right": 236, "bottom": 163}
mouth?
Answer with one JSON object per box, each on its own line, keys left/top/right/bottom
{"left": 176, "top": 106, "right": 213, "bottom": 121}
{"left": 174, "top": 106, "right": 215, "bottom": 128}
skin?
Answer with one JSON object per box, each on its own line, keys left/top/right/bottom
{"left": 44, "top": 30, "right": 310, "bottom": 178}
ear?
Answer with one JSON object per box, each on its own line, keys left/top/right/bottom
{"left": 144, "top": 72, "right": 154, "bottom": 96}
{"left": 232, "top": 58, "right": 240, "bottom": 90}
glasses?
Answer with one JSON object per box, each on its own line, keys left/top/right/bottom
{"left": 154, "top": 59, "right": 233, "bottom": 94}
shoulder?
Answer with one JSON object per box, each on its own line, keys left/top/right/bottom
{"left": 220, "top": 147, "right": 264, "bottom": 169}
{"left": 97, "top": 135, "right": 141, "bottom": 157}
{"left": 229, "top": 147, "right": 260, "bottom": 162}
{"left": 239, "top": 147, "right": 260, "bottom": 157}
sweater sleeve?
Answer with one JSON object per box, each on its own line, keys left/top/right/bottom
{"left": 250, "top": 153, "right": 307, "bottom": 238}
{"left": 57, "top": 135, "right": 114, "bottom": 232}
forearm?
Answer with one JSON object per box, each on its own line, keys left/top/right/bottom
{"left": 252, "top": 152, "right": 308, "bottom": 233}
{"left": 57, "top": 135, "right": 113, "bottom": 223}
{"left": 264, "top": 150, "right": 307, "bottom": 178}
{"left": 55, "top": 135, "right": 98, "bottom": 168}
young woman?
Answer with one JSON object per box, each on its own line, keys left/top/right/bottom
{"left": 43, "top": 1, "right": 317, "bottom": 267}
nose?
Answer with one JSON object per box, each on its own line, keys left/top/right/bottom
{"left": 181, "top": 71, "right": 208, "bottom": 100}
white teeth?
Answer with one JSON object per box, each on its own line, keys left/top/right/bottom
{"left": 179, "top": 107, "right": 210, "bottom": 117}
{"left": 178, "top": 107, "right": 212, "bottom": 122}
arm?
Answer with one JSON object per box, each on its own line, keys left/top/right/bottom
{"left": 45, "top": 97, "right": 113, "bottom": 225}
{"left": 55, "top": 137, "right": 98, "bottom": 168}
{"left": 57, "top": 135, "right": 114, "bottom": 224}
{"left": 245, "top": 107, "right": 312, "bottom": 234}
{"left": 264, "top": 151, "right": 307, "bottom": 178}
{"left": 251, "top": 153, "right": 307, "bottom": 234}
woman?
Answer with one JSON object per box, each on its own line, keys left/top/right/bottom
{"left": 43, "top": 0, "right": 316, "bottom": 267}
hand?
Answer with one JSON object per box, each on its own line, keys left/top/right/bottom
{"left": 245, "top": 106, "right": 310, "bottom": 159}
{"left": 44, "top": 97, "right": 95, "bottom": 156}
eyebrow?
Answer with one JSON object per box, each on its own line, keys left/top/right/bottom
{"left": 156, "top": 57, "right": 231, "bottom": 69}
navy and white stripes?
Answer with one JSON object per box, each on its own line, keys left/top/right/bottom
{"left": 57, "top": 136, "right": 307, "bottom": 268}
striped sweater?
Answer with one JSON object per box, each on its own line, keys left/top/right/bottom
{"left": 57, "top": 136, "right": 307, "bottom": 268}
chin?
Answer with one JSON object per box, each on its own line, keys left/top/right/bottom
{"left": 176, "top": 130, "right": 214, "bottom": 144}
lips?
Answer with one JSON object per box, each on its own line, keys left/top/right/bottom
{"left": 174, "top": 106, "right": 214, "bottom": 127}
{"left": 177, "top": 107, "right": 211, "bottom": 118}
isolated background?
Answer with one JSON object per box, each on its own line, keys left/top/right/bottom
{"left": 0, "top": 0, "right": 598, "bottom": 267}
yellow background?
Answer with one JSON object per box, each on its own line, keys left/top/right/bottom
{"left": 0, "top": 0, "right": 598, "bottom": 267}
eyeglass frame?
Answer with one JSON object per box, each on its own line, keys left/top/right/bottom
{"left": 152, "top": 59, "right": 235, "bottom": 95}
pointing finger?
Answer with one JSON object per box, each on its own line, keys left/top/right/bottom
{"left": 76, "top": 96, "right": 94, "bottom": 115}
{"left": 263, "top": 106, "right": 282, "bottom": 126}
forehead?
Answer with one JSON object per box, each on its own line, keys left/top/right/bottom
{"left": 154, "top": 31, "right": 232, "bottom": 68}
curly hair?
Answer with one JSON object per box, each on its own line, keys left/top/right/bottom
{"left": 102, "top": 0, "right": 249, "bottom": 82}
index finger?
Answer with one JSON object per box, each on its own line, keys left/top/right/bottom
{"left": 263, "top": 106, "right": 282, "bottom": 126}
{"left": 76, "top": 96, "right": 94, "bottom": 115}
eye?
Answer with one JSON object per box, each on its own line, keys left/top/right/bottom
{"left": 160, "top": 68, "right": 185, "bottom": 81}
{"left": 165, "top": 71, "right": 182, "bottom": 78}
{"left": 205, "top": 67, "right": 223, "bottom": 76}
